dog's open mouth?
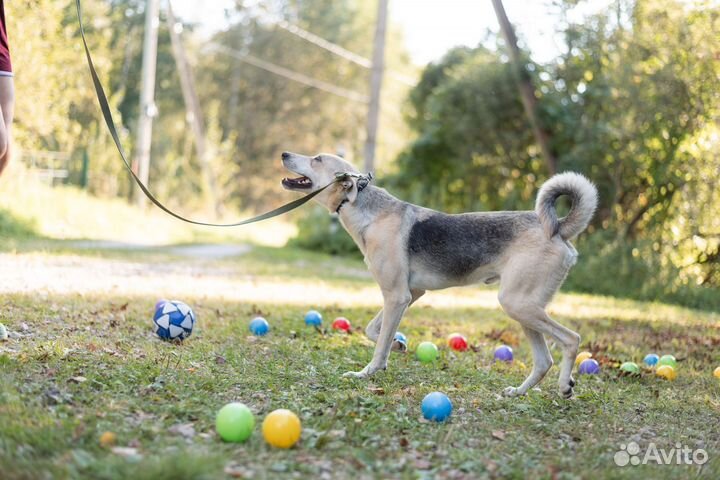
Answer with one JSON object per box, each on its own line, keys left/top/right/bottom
{"left": 282, "top": 175, "right": 313, "bottom": 189}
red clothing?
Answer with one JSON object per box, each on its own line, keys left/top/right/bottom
{"left": 0, "top": 0, "right": 11, "bottom": 73}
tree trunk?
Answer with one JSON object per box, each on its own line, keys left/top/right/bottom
{"left": 167, "top": 0, "right": 223, "bottom": 217}
{"left": 363, "top": 0, "right": 389, "bottom": 173}
{"left": 491, "top": 0, "right": 557, "bottom": 176}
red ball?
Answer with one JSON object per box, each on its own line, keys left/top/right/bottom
{"left": 332, "top": 317, "right": 351, "bottom": 332}
{"left": 447, "top": 333, "right": 468, "bottom": 351}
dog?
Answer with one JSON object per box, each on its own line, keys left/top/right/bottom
{"left": 281, "top": 151, "right": 598, "bottom": 398}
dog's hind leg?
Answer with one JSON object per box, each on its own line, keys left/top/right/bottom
{"left": 498, "top": 245, "right": 580, "bottom": 397}
{"left": 499, "top": 288, "right": 580, "bottom": 398}
{"left": 502, "top": 326, "right": 553, "bottom": 396}
{"left": 364, "top": 309, "right": 383, "bottom": 342}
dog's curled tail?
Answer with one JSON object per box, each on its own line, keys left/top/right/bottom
{"left": 535, "top": 172, "right": 598, "bottom": 240}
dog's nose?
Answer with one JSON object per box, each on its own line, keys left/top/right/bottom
{"left": 281, "top": 152, "right": 291, "bottom": 160}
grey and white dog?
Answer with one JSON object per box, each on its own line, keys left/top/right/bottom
{"left": 281, "top": 151, "right": 598, "bottom": 398}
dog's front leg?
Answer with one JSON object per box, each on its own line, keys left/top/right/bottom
{"left": 365, "top": 289, "right": 424, "bottom": 352}
{"left": 343, "top": 291, "right": 411, "bottom": 379}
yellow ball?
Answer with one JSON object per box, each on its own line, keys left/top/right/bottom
{"left": 656, "top": 365, "right": 677, "bottom": 381}
{"left": 262, "top": 409, "right": 301, "bottom": 449}
{"left": 575, "top": 351, "right": 592, "bottom": 366}
{"left": 714, "top": 367, "right": 720, "bottom": 379}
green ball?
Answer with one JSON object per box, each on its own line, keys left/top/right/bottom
{"left": 658, "top": 355, "right": 677, "bottom": 369}
{"left": 216, "top": 402, "right": 255, "bottom": 443}
{"left": 620, "top": 361, "right": 640, "bottom": 374}
{"left": 416, "top": 341, "right": 439, "bottom": 363}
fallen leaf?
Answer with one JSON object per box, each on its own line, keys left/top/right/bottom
{"left": 368, "top": 386, "right": 385, "bottom": 395}
{"left": 111, "top": 447, "right": 141, "bottom": 459}
{"left": 500, "top": 331, "right": 519, "bottom": 346}
{"left": 99, "top": 431, "right": 117, "bottom": 448}
{"left": 492, "top": 430, "right": 506, "bottom": 441}
{"left": 168, "top": 423, "right": 196, "bottom": 439}
{"left": 69, "top": 376, "right": 87, "bottom": 384}
{"left": 224, "top": 462, "right": 254, "bottom": 478}
{"left": 215, "top": 355, "right": 227, "bottom": 365}
{"left": 327, "top": 429, "right": 346, "bottom": 439}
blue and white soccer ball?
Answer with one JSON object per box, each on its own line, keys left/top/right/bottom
{"left": 153, "top": 300, "right": 196, "bottom": 341}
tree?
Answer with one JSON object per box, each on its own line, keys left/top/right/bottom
{"left": 393, "top": 0, "right": 720, "bottom": 303}
{"left": 491, "top": 0, "right": 557, "bottom": 175}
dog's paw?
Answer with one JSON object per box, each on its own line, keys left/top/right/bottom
{"left": 343, "top": 362, "right": 386, "bottom": 379}
{"left": 559, "top": 385, "right": 574, "bottom": 399}
{"left": 342, "top": 370, "right": 370, "bottom": 379}
{"left": 502, "top": 386, "right": 525, "bottom": 397}
{"left": 391, "top": 340, "right": 407, "bottom": 353}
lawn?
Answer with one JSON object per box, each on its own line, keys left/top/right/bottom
{"left": 1, "top": 236, "right": 719, "bottom": 480}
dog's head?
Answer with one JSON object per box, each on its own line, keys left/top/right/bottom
{"left": 281, "top": 152, "right": 365, "bottom": 211}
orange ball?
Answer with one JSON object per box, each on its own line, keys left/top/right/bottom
{"left": 656, "top": 365, "right": 677, "bottom": 381}
{"left": 575, "top": 351, "right": 592, "bottom": 366}
{"left": 262, "top": 409, "right": 301, "bottom": 449}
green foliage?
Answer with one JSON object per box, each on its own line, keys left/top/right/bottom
{"left": 0, "top": 208, "right": 37, "bottom": 240}
{"left": 289, "top": 206, "right": 362, "bottom": 258}
{"left": 391, "top": 46, "right": 537, "bottom": 213}
{"left": 565, "top": 233, "right": 720, "bottom": 311}
{"left": 10, "top": 0, "right": 414, "bottom": 211}
{"left": 386, "top": 0, "right": 720, "bottom": 308}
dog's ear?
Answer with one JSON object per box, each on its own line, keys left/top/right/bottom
{"left": 341, "top": 177, "right": 358, "bottom": 203}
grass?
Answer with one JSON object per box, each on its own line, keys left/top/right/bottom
{"left": 1, "top": 178, "right": 719, "bottom": 478}
{"left": 0, "top": 168, "right": 297, "bottom": 248}
{"left": 1, "top": 239, "right": 719, "bottom": 479}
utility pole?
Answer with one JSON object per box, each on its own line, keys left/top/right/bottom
{"left": 491, "top": 0, "right": 557, "bottom": 175}
{"left": 363, "top": 0, "right": 388, "bottom": 174}
{"left": 134, "top": 0, "right": 161, "bottom": 206}
{"left": 166, "top": 1, "right": 222, "bottom": 217}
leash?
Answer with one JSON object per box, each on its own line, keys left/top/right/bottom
{"left": 75, "top": 0, "right": 354, "bottom": 227}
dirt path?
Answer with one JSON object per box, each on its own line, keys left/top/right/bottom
{"left": 1, "top": 248, "right": 708, "bottom": 325}
{"left": 68, "top": 241, "right": 251, "bottom": 259}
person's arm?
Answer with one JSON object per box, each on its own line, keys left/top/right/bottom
{"left": 0, "top": 76, "right": 13, "bottom": 176}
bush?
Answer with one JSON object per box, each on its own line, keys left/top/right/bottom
{"left": 0, "top": 208, "right": 38, "bottom": 240}
{"left": 566, "top": 232, "right": 720, "bottom": 311}
{"left": 288, "top": 206, "right": 362, "bottom": 258}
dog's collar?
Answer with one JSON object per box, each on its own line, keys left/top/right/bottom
{"left": 335, "top": 172, "right": 373, "bottom": 214}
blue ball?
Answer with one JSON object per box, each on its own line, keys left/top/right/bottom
{"left": 304, "top": 310, "right": 322, "bottom": 326}
{"left": 394, "top": 332, "right": 407, "bottom": 344}
{"left": 578, "top": 358, "right": 600, "bottom": 375}
{"left": 249, "top": 317, "right": 269, "bottom": 336}
{"left": 644, "top": 353, "right": 659, "bottom": 366}
{"left": 153, "top": 300, "right": 195, "bottom": 341}
{"left": 421, "top": 392, "right": 453, "bottom": 422}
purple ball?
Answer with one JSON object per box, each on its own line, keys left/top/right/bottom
{"left": 578, "top": 358, "right": 600, "bottom": 375}
{"left": 494, "top": 345, "right": 513, "bottom": 362}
